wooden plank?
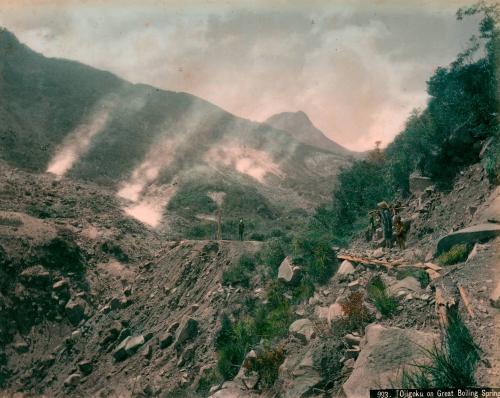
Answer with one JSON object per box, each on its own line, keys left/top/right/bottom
{"left": 458, "top": 284, "right": 474, "bottom": 319}
{"left": 337, "top": 254, "right": 394, "bottom": 268}
{"left": 424, "top": 262, "right": 442, "bottom": 271}
{"left": 426, "top": 268, "right": 441, "bottom": 280}
{"left": 435, "top": 287, "right": 448, "bottom": 328}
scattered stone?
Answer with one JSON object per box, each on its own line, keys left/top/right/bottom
{"left": 348, "top": 280, "right": 359, "bottom": 288}
{"left": 64, "top": 373, "right": 82, "bottom": 388}
{"left": 77, "top": 360, "right": 93, "bottom": 375}
{"left": 14, "top": 341, "right": 29, "bottom": 354}
{"left": 315, "top": 303, "right": 345, "bottom": 325}
{"left": 174, "top": 317, "right": 199, "bottom": 349}
{"left": 109, "top": 297, "right": 121, "bottom": 311}
{"left": 278, "top": 256, "right": 301, "bottom": 284}
{"left": 65, "top": 298, "right": 86, "bottom": 326}
{"left": 490, "top": 282, "right": 500, "bottom": 309}
{"left": 20, "top": 265, "right": 51, "bottom": 287}
{"left": 344, "top": 334, "right": 362, "bottom": 346}
{"left": 289, "top": 319, "right": 316, "bottom": 343}
{"left": 344, "top": 347, "right": 361, "bottom": 360}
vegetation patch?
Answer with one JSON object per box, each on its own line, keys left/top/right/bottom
{"left": 222, "top": 253, "right": 256, "bottom": 288}
{"left": 367, "top": 276, "right": 398, "bottom": 318}
{"left": 244, "top": 343, "right": 286, "bottom": 389}
{"left": 339, "top": 291, "right": 373, "bottom": 332}
{"left": 438, "top": 244, "right": 471, "bottom": 266}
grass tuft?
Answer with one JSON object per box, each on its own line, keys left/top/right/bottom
{"left": 438, "top": 244, "right": 470, "bottom": 266}
{"left": 367, "top": 276, "right": 398, "bottom": 317}
{"left": 401, "top": 309, "right": 480, "bottom": 388}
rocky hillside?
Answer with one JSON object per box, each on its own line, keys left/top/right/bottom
{"left": 0, "top": 28, "right": 351, "bottom": 237}
{"left": 1, "top": 151, "right": 498, "bottom": 397}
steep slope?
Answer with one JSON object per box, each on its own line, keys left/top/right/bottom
{"left": 0, "top": 29, "right": 351, "bottom": 237}
{"left": 265, "top": 110, "right": 352, "bottom": 156}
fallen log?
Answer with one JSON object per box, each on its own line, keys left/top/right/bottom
{"left": 435, "top": 287, "right": 456, "bottom": 329}
{"left": 337, "top": 254, "right": 402, "bottom": 269}
{"left": 435, "top": 287, "right": 449, "bottom": 328}
{"left": 457, "top": 284, "right": 474, "bottom": 319}
{"left": 424, "top": 262, "right": 442, "bottom": 272}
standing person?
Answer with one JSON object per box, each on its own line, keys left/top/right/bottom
{"left": 394, "top": 215, "right": 407, "bottom": 250}
{"left": 378, "top": 202, "right": 393, "bottom": 248}
{"left": 238, "top": 219, "right": 245, "bottom": 241}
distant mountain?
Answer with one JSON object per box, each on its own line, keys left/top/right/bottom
{"left": 0, "top": 28, "right": 352, "bottom": 237}
{"left": 265, "top": 111, "right": 352, "bottom": 156}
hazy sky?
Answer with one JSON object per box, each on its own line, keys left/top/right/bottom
{"left": 0, "top": 0, "right": 480, "bottom": 150}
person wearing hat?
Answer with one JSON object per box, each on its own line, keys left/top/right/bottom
{"left": 238, "top": 219, "right": 245, "bottom": 241}
{"left": 378, "top": 201, "right": 393, "bottom": 248}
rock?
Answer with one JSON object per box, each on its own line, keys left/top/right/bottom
{"left": 344, "top": 334, "right": 362, "bottom": 346}
{"left": 109, "top": 297, "right": 121, "bottom": 310}
{"left": 177, "top": 344, "right": 196, "bottom": 367}
{"left": 52, "top": 279, "right": 69, "bottom": 292}
{"left": 490, "top": 282, "right": 500, "bottom": 309}
{"left": 77, "top": 360, "right": 93, "bottom": 375}
{"left": 344, "top": 347, "right": 361, "bottom": 359}
{"left": 14, "top": 341, "right": 29, "bottom": 353}
{"left": 278, "top": 348, "right": 321, "bottom": 398}
{"left": 436, "top": 223, "right": 500, "bottom": 255}
{"left": 315, "top": 303, "right": 345, "bottom": 325}
{"left": 348, "top": 280, "right": 360, "bottom": 288}
{"left": 337, "top": 260, "right": 355, "bottom": 276}
{"left": 113, "top": 337, "right": 131, "bottom": 361}
{"left": 64, "top": 373, "right": 82, "bottom": 387}
{"left": 208, "top": 381, "right": 259, "bottom": 397}
{"left": 65, "top": 298, "right": 87, "bottom": 326}
{"left": 142, "top": 344, "right": 153, "bottom": 359}
{"left": 174, "top": 317, "right": 199, "bottom": 349}
{"left": 389, "top": 277, "right": 421, "bottom": 295}
{"left": 278, "top": 256, "right": 301, "bottom": 284}
{"left": 159, "top": 333, "right": 174, "bottom": 349}
{"left": 372, "top": 248, "right": 384, "bottom": 258}
{"left": 125, "top": 335, "right": 145, "bottom": 356}
{"left": 409, "top": 173, "right": 433, "bottom": 194}
{"left": 234, "top": 350, "right": 259, "bottom": 389}
{"left": 19, "top": 265, "right": 50, "bottom": 287}
{"left": 343, "top": 324, "right": 438, "bottom": 398}
{"left": 289, "top": 319, "right": 315, "bottom": 343}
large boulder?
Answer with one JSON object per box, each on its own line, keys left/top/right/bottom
{"left": 388, "top": 277, "right": 422, "bottom": 295}
{"left": 278, "top": 348, "right": 321, "bottom": 398}
{"left": 289, "top": 319, "right": 315, "bottom": 343}
{"left": 436, "top": 223, "right": 500, "bottom": 255}
{"left": 490, "top": 281, "right": 500, "bottom": 309}
{"left": 113, "top": 335, "right": 144, "bottom": 361}
{"left": 278, "top": 256, "right": 301, "bottom": 284}
{"left": 343, "top": 324, "right": 438, "bottom": 398}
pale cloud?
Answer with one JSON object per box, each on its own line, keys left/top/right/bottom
{"left": 0, "top": 1, "right": 479, "bottom": 150}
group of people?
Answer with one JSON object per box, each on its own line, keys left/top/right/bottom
{"left": 367, "top": 201, "right": 409, "bottom": 249}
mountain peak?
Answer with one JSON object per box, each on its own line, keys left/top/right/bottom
{"left": 265, "top": 111, "right": 351, "bottom": 155}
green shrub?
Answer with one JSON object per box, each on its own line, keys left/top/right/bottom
{"left": 438, "top": 244, "right": 470, "bottom": 266}
{"left": 314, "top": 339, "right": 345, "bottom": 391}
{"left": 401, "top": 309, "right": 479, "bottom": 388}
{"left": 216, "top": 316, "right": 256, "bottom": 380}
{"left": 367, "top": 276, "right": 398, "bottom": 317}
{"left": 397, "top": 267, "right": 430, "bottom": 288}
{"left": 249, "top": 232, "right": 265, "bottom": 241}
{"left": 244, "top": 343, "right": 286, "bottom": 388}
{"left": 222, "top": 254, "right": 257, "bottom": 287}
{"left": 260, "top": 238, "right": 285, "bottom": 272}
{"left": 196, "top": 368, "right": 222, "bottom": 396}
